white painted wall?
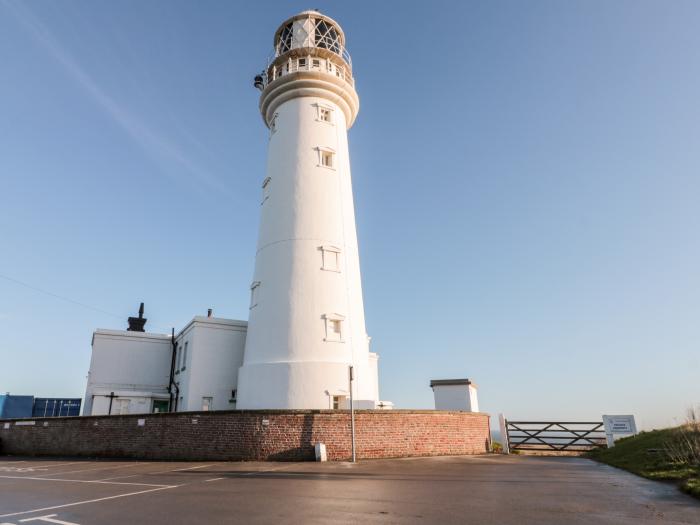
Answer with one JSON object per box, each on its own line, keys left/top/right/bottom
{"left": 238, "top": 98, "right": 375, "bottom": 408}
{"left": 174, "top": 317, "right": 246, "bottom": 412}
{"left": 432, "top": 384, "right": 480, "bottom": 412}
{"left": 84, "top": 330, "right": 172, "bottom": 415}
{"left": 238, "top": 14, "right": 379, "bottom": 410}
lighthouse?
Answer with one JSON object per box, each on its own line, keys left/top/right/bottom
{"left": 236, "top": 11, "right": 380, "bottom": 409}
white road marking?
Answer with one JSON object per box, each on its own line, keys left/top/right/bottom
{"left": 203, "top": 477, "right": 224, "bottom": 482}
{"left": 0, "top": 467, "right": 49, "bottom": 473}
{"left": 39, "top": 463, "right": 140, "bottom": 477}
{"left": 0, "top": 485, "right": 178, "bottom": 519}
{"left": 0, "top": 475, "right": 170, "bottom": 488}
{"left": 170, "top": 464, "right": 214, "bottom": 472}
{"left": 20, "top": 513, "right": 81, "bottom": 524}
{"left": 150, "top": 464, "right": 214, "bottom": 474}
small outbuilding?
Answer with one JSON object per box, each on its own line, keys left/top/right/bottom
{"left": 430, "top": 378, "right": 479, "bottom": 412}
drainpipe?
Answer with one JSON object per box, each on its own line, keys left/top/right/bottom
{"left": 168, "top": 328, "right": 179, "bottom": 412}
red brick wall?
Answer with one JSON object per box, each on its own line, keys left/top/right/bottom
{"left": 0, "top": 410, "right": 490, "bottom": 461}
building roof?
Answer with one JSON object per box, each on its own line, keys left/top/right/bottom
{"left": 430, "top": 378, "right": 474, "bottom": 388}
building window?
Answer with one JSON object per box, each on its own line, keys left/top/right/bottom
{"left": 323, "top": 313, "right": 345, "bottom": 342}
{"left": 298, "top": 58, "right": 306, "bottom": 69}
{"left": 202, "top": 397, "right": 213, "bottom": 411}
{"left": 317, "top": 147, "right": 335, "bottom": 169}
{"left": 270, "top": 113, "right": 278, "bottom": 134}
{"left": 152, "top": 400, "right": 169, "bottom": 413}
{"left": 316, "top": 105, "right": 333, "bottom": 124}
{"left": 320, "top": 245, "right": 341, "bottom": 272}
{"left": 261, "top": 177, "right": 271, "bottom": 204}
{"left": 312, "top": 58, "right": 321, "bottom": 69}
{"left": 181, "top": 341, "right": 188, "bottom": 371}
{"left": 332, "top": 396, "right": 342, "bottom": 410}
{"left": 336, "top": 66, "right": 344, "bottom": 79}
{"left": 175, "top": 344, "right": 181, "bottom": 373}
{"left": 250, "top": 281, "right": 261, "bottom": 309}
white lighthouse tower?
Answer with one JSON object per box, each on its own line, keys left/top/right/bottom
{"left": 236, "top": 11, "right": 380, "bottom": 409}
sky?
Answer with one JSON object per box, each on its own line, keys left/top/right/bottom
{"left": 0, "top": 0, "right": 698, "bottom": 431}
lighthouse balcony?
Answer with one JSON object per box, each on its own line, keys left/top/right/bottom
{"left": 259, "top": 50, "right": 354, "bottom": 90}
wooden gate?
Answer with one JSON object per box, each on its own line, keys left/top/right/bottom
{"left": 505, "top": 420, "right": 607, "bottom": 452}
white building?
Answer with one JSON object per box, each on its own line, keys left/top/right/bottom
{"left": 430, "top": 379, "right": 479, "bottom": 412}
{"left": 83, "top": 11, "right": 389, "bottom": 416}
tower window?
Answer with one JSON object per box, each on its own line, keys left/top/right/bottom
{"left": 250, "top": 281, "right": 261, "bottom": 309}
{"left": 317, "top": 147, "right": 335, "bottom": 169}
{"left": 261, "top": 177, "right": 271, "bottom": 204}
{"left": 298, "top": 58, "right": 306, "bottom": 69}
{"left": 312, "top": 59, "right": 321, "bottom": 69}
{"left": 320, "top": 245, "right": 341, "bottom": 272}
{"left": 323, "top": 313, "right": 345, "bottom": 342}
{"left": 316, "top": 105, "right": 333, "bottom": 124}
{"left": 269, "top": 113, "right": 278, "bottom": 133}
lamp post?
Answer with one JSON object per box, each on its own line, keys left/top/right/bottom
{"left": 349, "top": 365, "right": 356, "bottom": 462}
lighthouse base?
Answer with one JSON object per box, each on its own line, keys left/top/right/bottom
{"left": 236, "top": 360, "right": 376, "bottom": 410}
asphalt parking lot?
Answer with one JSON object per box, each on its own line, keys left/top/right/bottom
{"left": 0, "top": 454, "right": 698, "bottom": 524}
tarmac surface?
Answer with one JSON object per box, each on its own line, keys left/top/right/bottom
{"left": 0, "top": 454, "right": 698, "bottom": 524}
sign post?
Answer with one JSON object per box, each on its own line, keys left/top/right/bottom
{"left": 602, "top": 415, "right": 637, "bottom": 447}
{"left": 349, "top": 365, "right": 356, "bottom": 463}
{"left": 498, "top": 413, "right": 510, "bottom": 454}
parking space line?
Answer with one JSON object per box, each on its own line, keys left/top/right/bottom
{"left": 149, "top": 464, "right": 214, "bottom": 474}
{"left": 0, "top": 475, "right": 170, "bottom": 488}
{"left": 20, "top": 513, "right": 80, "bottom": 524}
{"left": 39, "top": 463, "right": 141, "bottom": 477}
{"left": 204, "top": 478, "right": 224, "bottom": 482}
{"left": 0, "top": 485, "right": 178, "bottom": 519}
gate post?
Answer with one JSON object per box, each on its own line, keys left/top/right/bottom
{"left": 498, "top": 413, "right": 510, "bottom": 454}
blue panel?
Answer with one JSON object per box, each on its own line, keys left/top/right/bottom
{"left": 32, "top": 398, "right": 82, "bottom": 417}
{"left": 0, "top": 395, "right": 35, "bottom": 419}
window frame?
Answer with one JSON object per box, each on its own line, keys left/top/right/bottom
{"left": 315, "top": 104, "right": 334, "bottom": 125}
{"left": 323, "top": 313, "right": 345, "bottom": 343}
{"left": 316, "top": 147, "right": 336, "bottom": 170}
{"left": 319, "top": 244, "right": 341, "bottom": 272}
{"left": 181, "top": 341, "right": 188, "bottom": 371}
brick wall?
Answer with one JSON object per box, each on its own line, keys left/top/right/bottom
{"left": 0, "top": 410, "right": 490, "bottom": 461}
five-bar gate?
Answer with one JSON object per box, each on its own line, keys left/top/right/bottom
{"left": 505, "top": 420, "right": 607, "bottom": 452}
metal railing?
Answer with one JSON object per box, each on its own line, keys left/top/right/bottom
{"left": 260, "top": 54, "right": 354, "bottom": 90}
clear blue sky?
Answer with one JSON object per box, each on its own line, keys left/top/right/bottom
{"left": 1, "top": 0, "right": 698, "bottom": 430}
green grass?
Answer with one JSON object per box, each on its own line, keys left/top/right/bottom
{"left": 587, "top": 427, "right": 700, "bottom": 499}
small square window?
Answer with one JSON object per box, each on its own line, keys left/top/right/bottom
{"left": 312, "top": 59, "right": 321, "bottom": 68}
{"left": 320, "top": 245, "right": 341, "bottom": 272}
{"left": 261, "top": 177, "right": 271, "bottom": 204}
{"left": 336, "top": 66, "right": 344, "bottom": 79}
{"left": 323, "top": 313, "right": 345, "bottom": 342}
{"left": 250, "top": 281, "right": 260, "bottom": 309}
{"left": 317, "top": 148, "right": 335, "bottom": 169}
{"left": 320, "top": 107, "right": 332, "bottom": 123}
{"left": 298, "top": 58, "right": 306, "bottom": 68}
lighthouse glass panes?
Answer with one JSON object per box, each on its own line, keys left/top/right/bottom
{"left": 315, "top": 19, "right": 341, "bottom": 53}
{"left": 277, "top": 22, "right": 293, "bottom": 54}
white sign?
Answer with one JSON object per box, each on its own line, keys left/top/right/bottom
{"left": 602, "top": 414, "right": 637, "bottom": 447}
{"left": 137, "top": 418, "right": 146, "bottom": 427}
{"left": 3, "top": 422, "right": 9, "bottom": 430}
{"left": 15, "top": 421, "right": 36, "bottom": 426}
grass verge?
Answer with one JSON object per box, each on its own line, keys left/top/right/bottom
{"left": 587, "top": 427, "right": 700, "bottom": 499}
